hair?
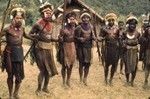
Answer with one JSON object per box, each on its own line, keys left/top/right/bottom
{"left": 118, "top": 21, "right": 124, "bottom": 24}
{"left": 65, "top": 11, "right": 77, "bottom": 22}
{"left": 126, "top": 19, "right": 138, "bottom": 25}
{"left": 39, "top": 5, "right": 53, "bottom": 13}
{"left": 12, "top": 10, "right": 25, "bottom": 18}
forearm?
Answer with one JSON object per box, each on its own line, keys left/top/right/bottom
{"left": 24, "top": 33, "right": 35, "bottom": 40}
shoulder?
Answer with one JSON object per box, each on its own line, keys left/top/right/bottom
{"left": 2, "top": 25, "right": 12, "bottom": 34}
{"left": 32, "top": 22, "right": 41, "bottom": 30}
{"left": 135, "top": 30, "right": 141, "bottom": 37}
{"left": 3, "top": 25, "right": 11, "bottom": 32}
{"left": 75, "top": 25, "right": 81, "bottom": 30}
{"left": 122, "top": 30, "right": 128, "bottom": 37}
{"left": 89, "top": 23, "right": 94, "bottom": 29}
{"left": 75, "top": 25, "right": 82, "bottom": 32}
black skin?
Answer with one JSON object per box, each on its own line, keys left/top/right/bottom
{"left": 125, "top": 19, "right": 138, "bottom": 87}
{"left": 108, "top": 19, "right": 115, "bottom": 27}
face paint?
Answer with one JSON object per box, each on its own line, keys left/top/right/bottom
{"left": 43, "top": 10, "right": 52, "bottom": 21}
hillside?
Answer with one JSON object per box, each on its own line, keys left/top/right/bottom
{"left": 0, "top": 0, "right": 149, "bottom": 25}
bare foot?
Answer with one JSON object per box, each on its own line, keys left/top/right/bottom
{"left": 42, "top": 88, "right": 50, "bottom": 93}
{"left": 35, "top": 89, "right": 42, "bottom": 96}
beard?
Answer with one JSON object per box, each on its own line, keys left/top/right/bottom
{"left": 69, "top": 22, "right": 76, "bottom": 26}
{"left": 15, "top": 21, "right": 22, "bottom": 28}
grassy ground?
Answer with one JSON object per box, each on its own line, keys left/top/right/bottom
{"left": 0, "top": 44, "right": 149, "bottom": 99}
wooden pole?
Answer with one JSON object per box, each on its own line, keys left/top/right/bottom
{"left": 0, "top": 0, "right": 12, "bottom": 55}
{"left": 62, "top": 0, "right": 67, "bottom": 28}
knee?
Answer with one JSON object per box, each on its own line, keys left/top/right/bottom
{"left": 15, "top": 76, "right": 22, "bottom": 84}
{"left": 104, "top": 65, "right": 109, "bottom": 70}
{"left": 62, "top": 66, "right": 66, "bottom": 70}
{"left": 112, "top": 65, "right": 117, "bottom": 71}
{"left": 7, "top": 73, "right": 13, "bottom": 80}
{"left": 39, "top": 69, "right": 45, "bottom": 75}
{"left": 84, "top": 63, "right": 90, "bottom": 67}
{"left": 84, "top": 66, "right": 90, "bottom": 70}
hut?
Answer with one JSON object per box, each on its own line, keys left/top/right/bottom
{"left": 52, "top": 0, "right": 104, "bottom": 38}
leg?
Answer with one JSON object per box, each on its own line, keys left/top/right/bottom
{"left": 125, "top": 73, "right": 129, "bottom": 83}
{"left": 131, "top": 67, "right": 137, "bottom": 87}
{"left": 124, "top": 62, "right": 129, "bottom": 84}
{"left": 36, "top": 71, "right": 44, "bottom": 93}
{"left": 101, "top": 54, "right": 105, "bottom": 66}
{"left": 79, "top": 62, "right": 83, "bottom": 82}
{"left": 66, "top": 65, "right": 73, "bottom": 87}
{"left": 61, "top": 65, "right": 66, "bottom": 85}
{"left": 144, "top": 69, "right": 149, "bottom": 86}
{"left": 104, "top": 63, "right": 109, "bottom": 85}
{"left": 7, "top": 73, "right": 13, "bottom": 99}
{"left": 142, "top": 61, "right": 145, "bottom": 71}
{"left": 120, "top": 59, "right": 124, "bottom": 74}
{"left": 14, "top": 76, "right": 22, "bottom": 99}
{"left": 83, "top": 63, "right": 90, "bottom": 86}
{"left": 13, "top": 63, "right": 24, "bottom": 99}
{"left": 42, "top": 71, "right": 50, "bottom": 93}
{"left": 109, "top": 64, "right": 117, "bottom": 85}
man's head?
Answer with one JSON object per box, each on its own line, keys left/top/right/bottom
{"left": 10, "top": 4, "right": 25, "bottom": 28}
{"left": 39, "top": 2, "right": 54, "bottom": 22}
{"left": 80, "top": 11, "right": 91, "bottom": 24}
{"left": 118, "top": 21, "right": 124, "bottom": 29}
{"left": 126, "top": 15, "right": 138, "bottom": 31}
{"left": 66, "top": 11, "right": 77, "bottom": 25}
{"left": 105, "top": 13, "right": 117, "bottom": 27}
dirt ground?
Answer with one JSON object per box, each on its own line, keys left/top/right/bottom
{"left": 0, "top": 44, "right": 150, "bottom": 99}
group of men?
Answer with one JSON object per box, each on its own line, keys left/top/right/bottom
{"left": 0, "top": 1, "right": 150, "bottom": 99}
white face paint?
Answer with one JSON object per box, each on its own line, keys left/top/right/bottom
{"left": 43, "top": 9, "right": 52, "bottom": 21}
{"left": 43, "top": 8, "right": 52, "bottom": 18}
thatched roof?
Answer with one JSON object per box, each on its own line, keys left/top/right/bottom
{"left": 54, "top": 0, "right": 104, "bottom": 23}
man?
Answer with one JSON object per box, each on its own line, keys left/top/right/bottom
{"left": 121, "top": 15, "right": 140, "bottom": 86}
{"left": 139, "top": 19, "right": 149, "bottom": 70}
{"left": 29, "top": 2, "right": 58, "bottom": 94}
{"left": 100, "top": 13, "right": 120, "bottom": 85}
{"left": 99, "top": 20, "right": 106, "bottom": 66}
{"left": 58, "top": 12, "right": 77, "bottom": 87}
{"left": 75, "top": 11, "right": 96, "bottom": 86}
{"left": 118, "top": 21, "right": 125, "bottom": 74}
{"left": 1, "top": 4, "right": 33, "bottom": 99}
{"left": 139, "top": 22, "right": 150, "bottom": 88}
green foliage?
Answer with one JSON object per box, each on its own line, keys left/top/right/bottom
{"left": 83, "top": 0, "right": 150, "bottom": 16}
{"left": 0, "top": 0, "right": 149, "bottom": 25}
